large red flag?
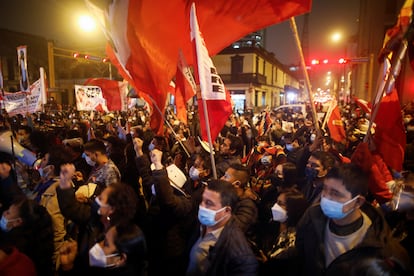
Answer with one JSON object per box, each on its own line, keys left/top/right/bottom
{"left": 373, "top": 89, "right": 406, "bottom": 171}
{"left": 190, "top": 3, "right": 233, "bottom": 142}
{"left": 325, "top": 99, "right": 346, "bottom": 142}
{"left": 85, "top": 0, "right": 312, "bottom": 133}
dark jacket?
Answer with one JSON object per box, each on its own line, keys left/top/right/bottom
{"left": 296, "top": 202, "right": 411, "bottom": 275}
{"left": 189, "top": 218, "right": 258, "bottom": 276}
{"left": 151, "top": 168, "right": 196, "bottom": 259}
{"left": 56, "top": 186, "right": 104, "bottom": 267}
{"left": 136, "top": 155, "right": 197, "bottom": 275}
{"left": 233, "top": 197, "right": 258, "bottom": 234}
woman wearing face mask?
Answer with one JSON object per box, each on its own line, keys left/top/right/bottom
{"left": 59, "top": 223, "right": 147, "bottom": 275}
{"left": 57, "top": 164, "right": 139, "bottom": 271}
{"left": 0, "top": 197, "right": 54, "bottom": 276}
{"left": 260, "top": 189, "right": 308, "bottom": 275}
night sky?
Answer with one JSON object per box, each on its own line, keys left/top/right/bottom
{"left": 0, "top": 0, "right": 360, "bottom": 64}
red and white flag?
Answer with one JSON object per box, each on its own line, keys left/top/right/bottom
{"left": 190, "top": 3, "right": 232, "bottom": 142}
{"left": 85, "top": 0, "right": 311, "bottom": 134}
{"left": 83, "top": 78, "right": 128, "bottom": 111}
{"left": 325, "top": 99, "right": 346, "bottom": 142}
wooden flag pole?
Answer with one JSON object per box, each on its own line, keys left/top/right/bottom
{"left": 191, "top": 3, "right": 218, "bottom": 179}
{"left": 289, "top": 17, "right": 320, "bottom": 132}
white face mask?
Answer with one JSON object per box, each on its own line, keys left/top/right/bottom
{"left": 271, "top": 203, "right": 288, "bottom": 222}
{"left": 261, "top": 155, "right": 272, "bottom": 165}
{"left": 189, "top": 166, "right": 200, "bottom": 181}
{"left": 95, "top": 197, "right": 109, "bottom": 216}
{"left": 89, "top": 243, "right": 119, "bottom": 268}
{"left": 83, "top": 153, "right": 96, "bottom": 167}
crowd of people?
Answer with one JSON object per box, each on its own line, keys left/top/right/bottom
{"left": 0, "top": 99, "right": 413, "bottom": 275}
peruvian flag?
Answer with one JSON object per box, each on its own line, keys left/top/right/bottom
{"left": 83, "top": 78, "right": 128, "bottom": 111}
{"left": 85, "top": 0, "right": 311, "bottom": 135}
{"left": 190, "top": 3, "right": 232, "bottom": 142}
{"left": 325, "top": 99, "right": 346, "bottom": 142}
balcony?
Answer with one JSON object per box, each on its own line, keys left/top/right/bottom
{"left": 221, "top": 73, "right": 267, "bottom": 85}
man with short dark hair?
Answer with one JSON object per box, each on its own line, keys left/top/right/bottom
{"left": 301, "top": 150, "right": 336, "bottom": 204}
{"left": 186, "top": 179, "right": 258, "bottom": 275}
{"left": 83, "top": 139, "right": 121, "bottom": 186}
{"left": 216, "top": 134, "right": 242, "bottom": 178}
{"left": 221, "top": 163, "right": 258, "bottom": 234}
{"left": 296, "top": 163, "right": 411, "bottom": 275}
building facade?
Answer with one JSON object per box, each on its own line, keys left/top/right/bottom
{"left": 212, "top": 46, "right": 301, "bottom": 113}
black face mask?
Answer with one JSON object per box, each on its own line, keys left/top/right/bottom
{"left": 305, "top": 167, "right": 318, "bottom": 181}
{"left": 271, "top": 175, "right": 284, "bottom": 187}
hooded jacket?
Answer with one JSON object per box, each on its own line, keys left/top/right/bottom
{"left": 295, "top": 202, "right": 411, "bottom": 275}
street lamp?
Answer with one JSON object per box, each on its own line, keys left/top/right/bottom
{"left": 78, "top": 15, "right": 96, "bottom": 32}
{"left": 330, "top": 31, "right": 347, "bottom": 104}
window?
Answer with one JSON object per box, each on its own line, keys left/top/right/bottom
{"left": 231, "top": 55, "right": 244, "bottom": 75}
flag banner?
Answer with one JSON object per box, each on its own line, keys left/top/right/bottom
{"left": 17, "top": 45, "right": 30, "bottom": 92}
{"left": 85, "top": 0, "right": 311, "bottom": 133}
{"left": 325, "top": 99, "right": 346, "bottom": 142}
{"left": 190, "top": 3, "right": 233, "bottom": 142}
{"left": 83, "top": 78, "right": 128, "bottom": 111}
{"left": 373, "top": 89, "right": 405, "bottom": 171}
{"left": 3, "top": 79, "right": 42, "bottom": 116}
{"left": 75, "top": 85, "right": 109, "bottom": 112}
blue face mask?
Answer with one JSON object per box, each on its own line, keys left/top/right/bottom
{"left": 320, "top": 196, "right": 358, "bottom": 220}
{"left": 198, "top": 205, "right": 228, "bottom": 227}
{"left": 148, "top": 143, "right": 155, "bottom": 151}
{"left": 285, "top": 144, "right": 293, "bottom": 152}
{"left": 0, "top": 216, "right": 19, "bottom": 232}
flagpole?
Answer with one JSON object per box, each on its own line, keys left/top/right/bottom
{"left": 191, "top": 3, "right": 217, "bottom": 179}
{"left": 146, "top": 95, "right": 191, "bottom": 158}
{"left": 200, "top": 91, "right": 218, "bottom": 179}
{"left": 289, "top": 17, "right": 320, "bottom": 132}
{"left": 363, "top": 40, "right": 408, "bottom": 143}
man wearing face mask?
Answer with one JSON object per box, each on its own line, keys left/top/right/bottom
{"left": 301, "top": 151, "right": 336, "bottom": 204}
{"left": 186, "top": 179, "right": 258, "bottom": 276}
{"left": 82, "top": 139, "right": 121, "bottom": 187}
{"left": 296, "top": 164, "right": 412, "bottom": 275}
{"left": 185, "top": 153, "right": 212, "bottom": 204}
{"left": 32, "top": 145, "right": 72, "bottom": 271}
